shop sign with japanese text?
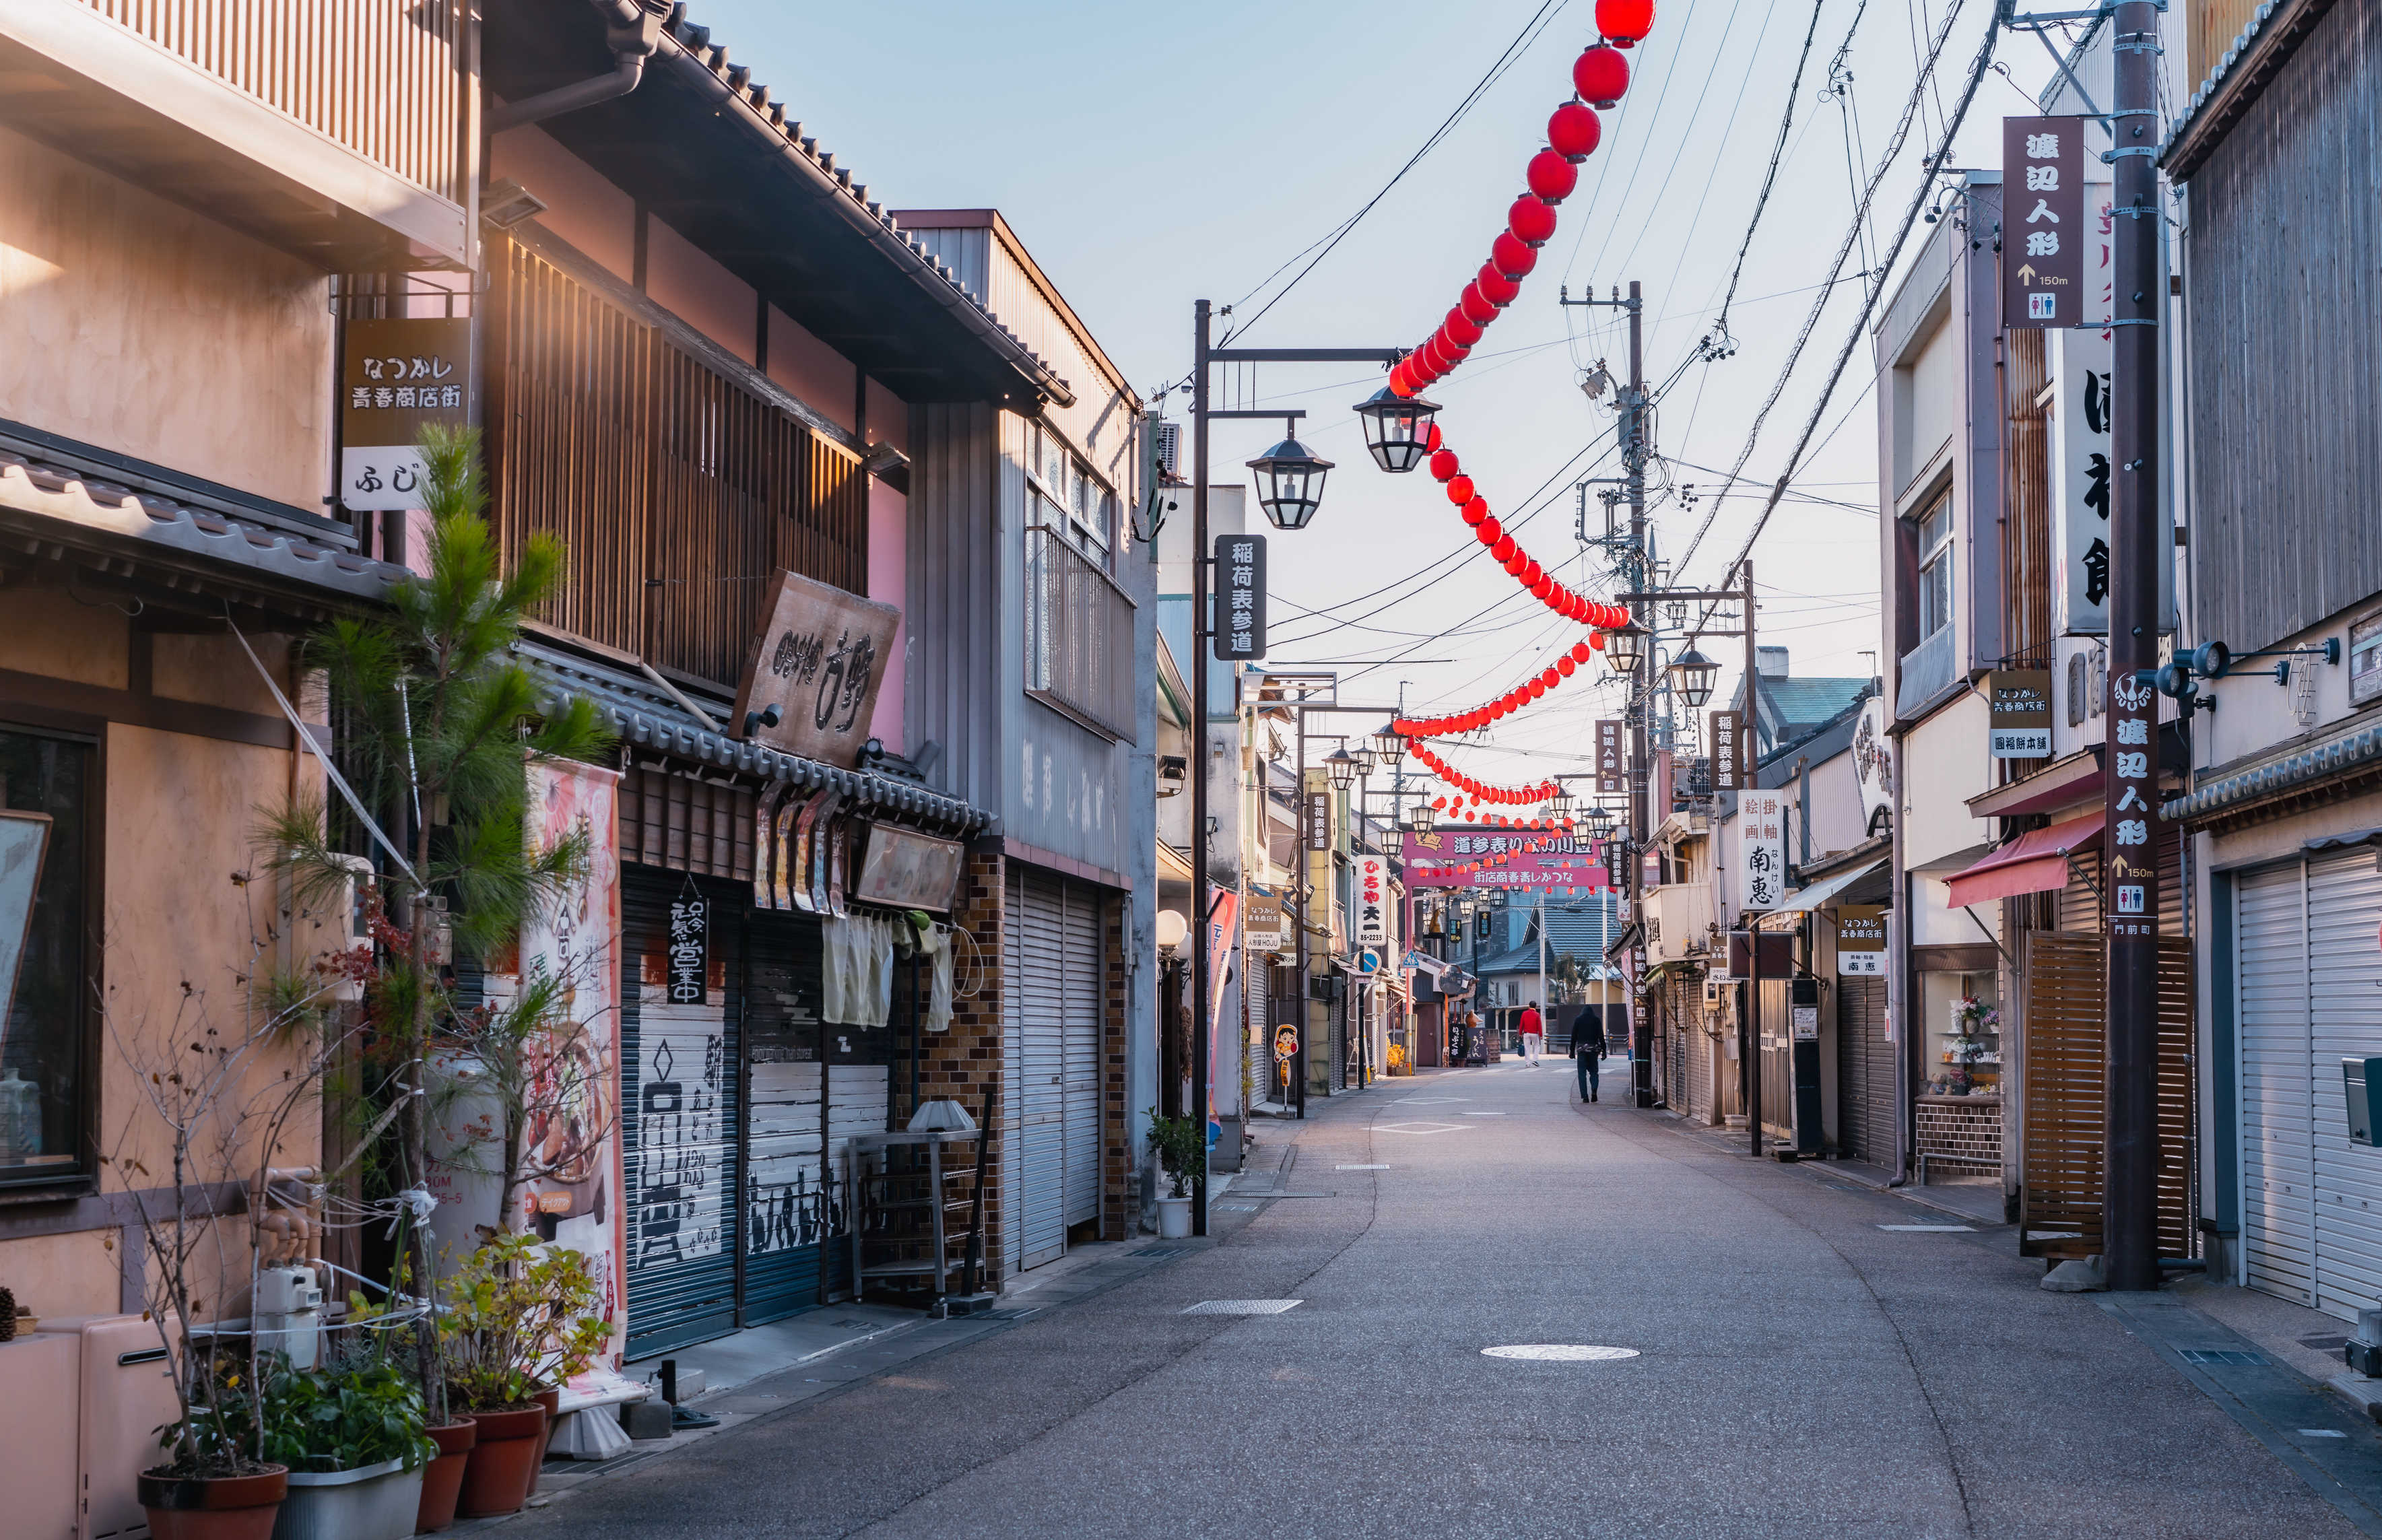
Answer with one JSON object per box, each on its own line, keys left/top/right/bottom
{"left": 1740, "top": 789, "right": 1785, "bottom": 912}
{"left": 1354, "top": 853, "right": 1389, "bottom": 945}
{"left": 2105, "top": 669, "right": 2158, "bottom": 936}
{"left": 1214, "top": 533, "right": 1267, "bottom": 661}
{"left": 1595, "top": 719, "right": 1626, "bottom": 794}
{"left": 1304, "top": 791, "right": 1333, "bottom": 852}
{"left": 1398, "top": 831, "right": 1612, "bottom": 892}
{"left": 2003, "top": 116, "right": 2087, "bottom": 329}
{"left": 1987, "top": 669, "right": 2053, "bottom": 758}
{"left": 667, "top": 888, "right": 708, "bottom": 1005}
{"left": 732, "top": 571, "right": 901, "bottom": 768}
{"left": 340, "top": 316, "right": 471, "bottom": 512}
{"left": 1244, "top": 892, "right": 1289, "bottom": 953}
{"left": 1837, "top": 904, "right": 1886, "bottom": 976}
{"left": 1710, "top": 710, "right": 1744, "bottom": 791}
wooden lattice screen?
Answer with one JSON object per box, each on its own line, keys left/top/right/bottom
{"left": 2020, "top": 931, "right": 2197, "bottom": 1261}
{"left": 488, "top": 238, "right": 869, "bottom": 690}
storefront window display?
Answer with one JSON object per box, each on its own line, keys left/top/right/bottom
{"left": 1921, "top": 970, "right": 2000, "bottom": 1097}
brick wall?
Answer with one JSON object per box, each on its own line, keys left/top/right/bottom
{"left": 922, "top": 846, "right": 1005, "bottom": 1287}
{"left": 1915, "top": 1097, "right": 2002, "bottom": 1176}
{"left": 1102, "top": 894, "right": 1135, "bottom": 1240}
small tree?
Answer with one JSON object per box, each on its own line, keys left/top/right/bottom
{"left": 265, "top": 424, "right": 610, "bottom": 1419}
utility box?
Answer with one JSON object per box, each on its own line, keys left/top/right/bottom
{"left": 2345, "top": 1057, "right": 2382, "bottom": 1146}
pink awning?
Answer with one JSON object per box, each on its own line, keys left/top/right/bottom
{"left": 1944, "top": 810, "right": 2105, "bottom": 908}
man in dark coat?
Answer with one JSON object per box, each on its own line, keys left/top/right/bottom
{"left": 1573, "top": 1004, "right": 1608, "bottom": 1102}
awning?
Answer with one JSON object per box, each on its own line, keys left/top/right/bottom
{"left": 1756, "top": 858, "right": 1888, "bottom": 923}
{"left": 1943, "top": 810, "right": 2104, "bottom": 908}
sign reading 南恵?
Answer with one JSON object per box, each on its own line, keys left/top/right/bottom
{"left": 1987, "top": 669, "right": 2053, "bottom": 758}
{"left": 1740, "top": 789, "right": 1785, "bottom": 912}
{"left": 340, "top": 316, "right": 471, "bottom": 512}
{"left": 733, "top": 572, "right": 902, "bottom": 768}
{"left": 2105, "top": 669, "right": 2158, "bottom": 937}
{"left": 2003, "top": 116, "right": 2087, "bottom": 329}
{"left": 1709, "top": 711, "right": 1744, "bottom": 792}
{"left": 1214, "top": 533, "right": 1267, "bottom": 661}
{"left": 667, "top": 886, "right": 708, "bottom": 1006}
{"left": 1595, "top": 719, "right": 1626, "bottom": 795}
{"left": 1837, "top": 904, "right": 1886, "bottom": 977}
{"left": 1354, "top": 853, "right": 1389, "bottom": 945}
{"left": 1304, "top": 790, "right": 1333, "bottom": 852}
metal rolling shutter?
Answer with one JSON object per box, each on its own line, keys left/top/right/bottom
{"left": 1244, "top": 959, "right": 1270, "bottom": 1107}
{"left": 620, "top": 868, "right": 743, "bottom": 1358}
{"left": 1329, "top": 989, "right": 1348, "bottom": 1088}
{"left": 2239, "top": 859, "right": 2315, "bottom": 1305}
{"left": 743, "top": 910, "right": 826, "bottom": 1323}
{"left": 1837, "top": 976, "right": 1892, "bottom": 1164}
{"left": 1061, "top": 885, "right": 1104, "bottom": 1228}
{"left": 1004, "top": 867, "right": 1068, "bottom": 1273}
{"left": 2305, "top": 849, "right": 2382, "bottom": 1318}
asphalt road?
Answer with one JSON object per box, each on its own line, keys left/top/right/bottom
{"left": 515, "top": 1059, "right": 2362, "bottom": 1539}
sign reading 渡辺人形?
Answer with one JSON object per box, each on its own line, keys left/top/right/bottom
{"left": 2003, "top": 116, "right": 2087, "bottom": 329}
{"left": 1595, "top": 719, "right": 1626, "bottom": 795}
{"left": 733, "top": 572, "right": 902, "bottom": 768}
{"left": 340, "top": 316, "right": 471, "bottom": 512}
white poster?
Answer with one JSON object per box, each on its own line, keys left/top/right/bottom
{"left": 1740, "top": 789, "right": 1786, "bottom": 912}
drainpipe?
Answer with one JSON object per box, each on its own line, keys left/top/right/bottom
{"left": 489, "top": 3, "right": 663, "bottom": 133}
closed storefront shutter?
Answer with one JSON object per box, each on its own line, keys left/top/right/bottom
{"left": 1837, "top": 976, "right": 1893, "bottom": 1164}
{"left": 2237, "top": 849, "right": 2382, "bottom": 1319}
{"left": 743, "top": 910, "right": 826, "bottom": 1323}
{"left": 1245, "top": 960, "right": 1271, "bottom": 1108}
{"left": 621, "top": 867, "right": 743, "bottom": 1358}
{"left": 1004, "top": 866, "right": 1068, "bottom": 1273}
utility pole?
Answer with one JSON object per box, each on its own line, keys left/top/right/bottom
{"left": 2102, "top": 0, "right": 2164, "bottom": 1293}
{"left": 1190, "top": 298, "right": 1214, "bottom": 1238}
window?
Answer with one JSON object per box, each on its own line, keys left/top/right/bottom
{"left": 0, "top": 727, "right": 91, "bottom": 1185}
{"left": 1026, "top": 423, "right": 1114, "bottom": 566}
{"left": 1915, "top": 496, "right": 1954, "bottom": 640}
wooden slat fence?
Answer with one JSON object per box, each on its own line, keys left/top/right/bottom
{"left": 488, "top": 237, "right": 868, "bottom": 691}
{"left": 79, "top": 0, "right": 465, "bottom": 198}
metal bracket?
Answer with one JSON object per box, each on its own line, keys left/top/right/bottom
{"left": 2115, "top": 34, "right": 2164, "bottom": 52}
{"left": 2108, "top": 317, "right": 2160, "bottom": 326}
{"left": 2111, "top": 205, "right": 2162, "bottom": 218}
{"left": 2101, "top": 146, "right": 2161, "bottom": 160}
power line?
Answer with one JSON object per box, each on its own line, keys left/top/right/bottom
{"left": 1714, "top": 0, "right": 1834, "bottom": 335}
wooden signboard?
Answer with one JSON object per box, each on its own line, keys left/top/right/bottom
{"left": 853, "top": 824, "right": 965, "bottom": 914}
{"left": 732, "top": 572, "right": 902, "bottom": 768}
{"left": 339, "top": 316, "right": 471, "bottom": 512}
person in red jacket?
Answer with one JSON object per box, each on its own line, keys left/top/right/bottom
{"left": 1518, "top": 1001, "right": 1544, "bottom": 1066}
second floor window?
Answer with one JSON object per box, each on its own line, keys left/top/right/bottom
{"left": 1028, "top": 424, "right": 1116, "bottom": 568}
{"left": 1916, "top": 496, "right": 1954, "bottom": 640}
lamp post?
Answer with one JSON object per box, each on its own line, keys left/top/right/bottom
{"left": 1189, "top": 307, "right": 1422, "bottom": 1236}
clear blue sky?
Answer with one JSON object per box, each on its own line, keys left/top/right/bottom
{"left": 694, "top": 0, "right": 2050, "bottom": 780}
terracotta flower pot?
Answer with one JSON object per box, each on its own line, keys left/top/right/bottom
{"left": 454, "top": 1405, "right": 546, "bottom": 1519}
{"left": 525, "top": 1387, "right": 562, "bottom": 1497}
{"left": 139, "top": 1464, "right": 289, "bottom": 1540}
{"left": 413, "top": 1421, "right": 477, "bottom": 1534}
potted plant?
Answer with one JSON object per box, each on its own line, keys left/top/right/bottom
{"left": 255, "top": 1351, "right": 435, "bottom": 1540}
{"left": 1145, "top": 1112, "right": 1205, "bottom": 1239}
{"left": 439, "top": 1233, "right": 607, "bottom": 1518}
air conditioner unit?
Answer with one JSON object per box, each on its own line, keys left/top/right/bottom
{"left": 0, "top": 1329, "right": 79, "bottom": 1540}
{"left": 36, "top": 1314, "right": 179, "bottom": 1540}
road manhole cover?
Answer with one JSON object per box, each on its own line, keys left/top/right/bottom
{"left": 1482, "top": 1344, "right": 1639, "bottom": 1362}
{"left": 1375, "top": 1121, "right": 1468, "bottom": 1135}
{"left": 1183, "top": 1299, "right": 1302, "bottom": 1315}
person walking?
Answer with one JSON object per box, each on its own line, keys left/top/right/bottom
{"left": 1573, "top": 1003, "right": 1608, "bottom": 1102}
{"left": 1518, "top": 1001, "right": 1544, "bottom": 1066}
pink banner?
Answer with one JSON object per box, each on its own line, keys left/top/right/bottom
{"left": 1399, "top": 830, "right": 1612, "bottom": 892}
{"left": 1205, "top": 886, "right": 1240, "bottom": 1125}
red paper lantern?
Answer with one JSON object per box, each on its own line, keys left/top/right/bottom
{"left": 1508, "top": 195, "right": 1558, "bottom": 247}
{"left": 1504, "top": 553, "right": 1529, "bottom": 576}
{"left": 1548, "top": 101, "right": 1603, "bottom": 161}
{"left": 1460, "top": 283, "right": 1498, "bottom": 327}
{"left": 1426, "top": 423, "right": 1444, "bottom": 453}
{"left": 1573, "top": 44, "right": 1630, "bottom": 106}
{"left": 1523, "top": 559, "right": 1544, "bottom": 584}
{"left": 1430, "top": 448, "right": 1461, "bottom": 482}
{"left": 1421, "top": 335, "right": 1455, "bottom": 372}
{"left": 1438, "top": 336, "right": 1472, "bottom": 366}
{"left": 1531, "top": 577, "right": 1554, "bottom": 600}
{"left": 1463, "top": 496, "right": 1491, "bottom": 526}
{"left": 1445, "top": 308, "right": 1484, "bottom": 348}
{"left": 1571, "top": 641, "right": 1594, "bottom": 663}
{"left": 1527, "top": 149, "right": 1580, "bottom": 204}
{"left": 1589, "top": 632, "right": 1606, "bottom": 652}
{"left": 1477, "top": 263, "right": 1523, "bottom": 306}
{"left": 1597, "top": 0, "right": 1655, "bottom": 46}
{"left": 1528, "top": 679, "right": 1546, "bottom": 699}
{"left": 1445, "top": 474, "right": 1476, "bottom": 506}
{"left": 1541, "top": 668, "right": 1560, "bottom": 687}
{"left": 1558, "top": 656, "right": 1577, "bottom": 677}
{"left": 1476, "top": 516, "right": 1502, "bottom": 544}
{"left": 1491, "top": 231, "right": 1538, "bottom": 279}
{"left": 1491, "top": 535, "right": 1517, "bottom": 562}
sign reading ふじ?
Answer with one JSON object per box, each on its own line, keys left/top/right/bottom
{"left": 733, "top": 572, "right": 902, "bottom": 768}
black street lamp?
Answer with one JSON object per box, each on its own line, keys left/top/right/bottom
{"left": 1548, "top": 785, "right": 1575, "bottom": 818}
{"left": 1604, "top": 621, "right": 1645, "bottom": 675}
{"left": 1410, "top": 800, "right": 1438, "bottom": 834}
{"left": 1247, "top": 429, "right": 1333, "bottom": 531}
{"left": 1352, "top": 386, "right": 1441, "bottom": 473}
{"left": 1669, "top": 646, "right": 1719, "bottom": 708}
{"left": 1371, "top": 722, "right": 1405, "bottom": 770}
{"left": 1325, "top": 745, "right": 1360, "bottom": 791}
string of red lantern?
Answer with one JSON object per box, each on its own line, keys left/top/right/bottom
{"left": 1393, "top": 637, "right": 1603, "bottom": 741}
{"left": 1384, "top": 0, "right": 1651, "bottom": 403}
{"left": 1408, "top": 828, "right": 1575, "bottom": 879}
{"left": 1406, "top": 739, "right": 1561, "bottom": 812}
{"left": 1422, "top": 422, "right": 1628, "bottom": 629}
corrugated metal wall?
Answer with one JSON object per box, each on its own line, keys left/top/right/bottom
{"left": 907, "top": 401, "right": 1005, "bottom": 815}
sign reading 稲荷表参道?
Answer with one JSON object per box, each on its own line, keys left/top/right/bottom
{"left": 1709, "top": 711, "right": 1744, "bottom": 792}
{"left": 1213, "top": 533, "right": 1267, "bottom": 661}
{"left": 1987, "top": 669, "right": 2053, "bottom": 759}
{"left": 2003, "top": 116, "right": 2088, "bottom": 330}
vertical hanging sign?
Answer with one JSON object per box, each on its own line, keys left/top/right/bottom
{"left": 1595, "top": 720, "right": 1626, "bottom": 794}
{"left": 1354, "top": 853, "right": 1389, "bottom": 945}
{"left": 1740, "top": 789, "right": 1785, "bottom": 912}
{"left": 2002, "top": 116, "right": 2088, "bottom": 328}
{"left": 339, "top": 316, "right": 472, "bottom": 513}
{"left": 2105, "top": 670, "right": 2158, "bottom": 937}
{"left": 1214, "top": 533, "right": 1267, "bottom": 660}
{"left": 1709, "top": 711, "right": 1744, "bottom": 791}
{"left": 667, "top": 881, "right": 709, "bottom": 1005}
{"left": 1304, "top": 790, "right": 1333, "bottom": 851}
{"left": 1987, "top": 670, "right": 2053, "bottom": 758}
